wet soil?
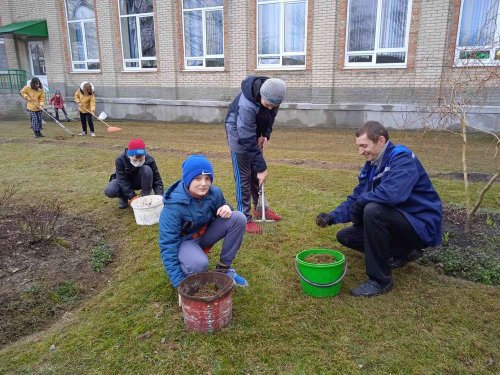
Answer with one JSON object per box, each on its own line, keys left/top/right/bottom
{"left": 305, "top": 254, "right": 335, "bottom": 264}
{"left": 193, "top": 283, "right": 220, "bottom": 298}
{"left": 0, "top": 206, "right": 112, "bottom": 348}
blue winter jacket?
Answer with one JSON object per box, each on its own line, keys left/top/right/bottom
{"left": 329, "top": 142, "right": 442, "bottom": 247}
{"left": 158, "top": 180, "right": 227, "bottom": 287}
{"left": 225, "top": 75, "right": 278, "bottom": 173}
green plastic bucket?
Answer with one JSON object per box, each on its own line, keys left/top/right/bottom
{"left": 295, "top": 248, "right": 347, "bottom": 298}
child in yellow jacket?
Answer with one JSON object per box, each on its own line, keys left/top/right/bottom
{"left": 75, "top": 81, "right": 96, "bottom": 136}
{"left": 20, "top": 77, "right": 46, "bottom": 138}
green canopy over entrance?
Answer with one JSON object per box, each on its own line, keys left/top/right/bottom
{"left": 0, "top": 20, "right": 48, "bottom": 37}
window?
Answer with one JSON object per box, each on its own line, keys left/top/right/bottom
{"left": 257, "top": 0, "right": 307, "bottom": 69}
{"left": 182, "top": 0, "right": 224, "bottom": 70}
{"left": 345, "top": 0, "right": 412, "bottom": 68}
{"left": 0, "top": 39, "right": 7, "bottom": 70}
{"left": 64, "top": 0, "right": 100, "bottom": 71}
{"left": 118, "top": 0, "right": 157, "bottom": 70}
{"left": 455, "top": 0, "right": 500, "bottom": 65}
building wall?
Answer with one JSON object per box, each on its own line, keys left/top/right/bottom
{"left": 1, "top": 0, "right": 499, "bottom": 129}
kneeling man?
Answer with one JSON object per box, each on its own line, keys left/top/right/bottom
{"left": 316, "top": 121, "right": 442, "bottom": 297}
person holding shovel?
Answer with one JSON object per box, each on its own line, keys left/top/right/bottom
{"left": 49, "top": 90, "right": 72, "bottom": 122}
{"left": 315, "top": 121, "right": 442, "bottom": 297}
{"left": 20, "top": 77, "right": 45, "bottom": 138}
{"left": 104, "top": 138, "right": 164, "bottom": 209}
{"left": 158, "top": 155, "right": 248, "bottom": 288}
{"left": 225, "top": 75, "right": 286, "bottom": 234}
{"left": 75, "top": 81, "right": 96, "bottom": 136}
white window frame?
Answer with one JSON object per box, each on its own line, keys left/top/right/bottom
{"left": 256, "top": 0, "right": 308, "bottom": 70}
{"left": 455, "top": 0, "right": 500, "bottom": 66}
{"left": 117, "top": 1, "right": 157, "bottom": 71}
{"left": 344, "top": 0, "right": 413, "bottom": 69}
{"left": 181, "top": 1, "right": 224, "bottom": 71}
{"left": 64, "top": 0, "right": 100, "bottom": 72}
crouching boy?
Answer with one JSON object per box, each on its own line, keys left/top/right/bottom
{"left": 158, "top": 155, "right": 248, "bottom": 288}
{"left": 105, "top": 138, "right": 164, "bottom": 208}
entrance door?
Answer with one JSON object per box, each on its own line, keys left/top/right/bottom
{"left": 28, "top": 41, "right": 48, "bottom": 90}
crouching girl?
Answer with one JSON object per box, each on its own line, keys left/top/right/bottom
{"left": 159, "top": 155, "right": 248, "bottom": 288}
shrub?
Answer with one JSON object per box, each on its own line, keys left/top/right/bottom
{"left": 20, "top": 199, "right": 64, "bottom": 243}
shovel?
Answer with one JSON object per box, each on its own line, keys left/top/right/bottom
{"left": 254, "top": 183, "right": 275, "bottom": 223}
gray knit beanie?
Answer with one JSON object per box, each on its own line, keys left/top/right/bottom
{"left": 260, "top": 78, "right": 286, "bottom": 106}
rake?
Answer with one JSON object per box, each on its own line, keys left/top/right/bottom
{"left": 254, "top": 183, "right": 275, "bottom": 223}
{"left": 83, "top": 107, "right": 122, "bottom": 133}
{"left": 23, "top": 95, "right": 74, "bottom": 136}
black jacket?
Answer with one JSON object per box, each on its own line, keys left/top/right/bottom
{"left": 225, "top": 75, "right": 278, "bottom": 172}
{"left": 111, "top": 149, "right": 164, "bottom": 200}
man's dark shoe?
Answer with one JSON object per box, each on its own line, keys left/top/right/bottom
{"left": 388, "top": 249, "right": 423, "bottom": 269}
{"left": 350, "top": 279, "right": 394, "bottom": 297}
{"left": 118, "top": 197, "right": 129, "bottom": 209}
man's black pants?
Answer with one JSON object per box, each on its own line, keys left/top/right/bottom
{"left": 336, "top": 203, "right": 424, "bottom": 286}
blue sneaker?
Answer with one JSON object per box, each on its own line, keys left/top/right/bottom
{"left": 226, "top": 268, "right": 248, "bottom": 287}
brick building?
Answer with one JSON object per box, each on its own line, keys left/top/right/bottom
{"left": 0, "top": 0, "right": 498, "bottom": 131}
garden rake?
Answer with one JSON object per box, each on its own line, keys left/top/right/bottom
{"left": 254, "top": 183, "right": 275, "bottom": 223}
{"left": 83, "top": 107, "right": 122, "bottom": 133}
{"left": 24, "top": 95, "right": 74, "bottom": 136}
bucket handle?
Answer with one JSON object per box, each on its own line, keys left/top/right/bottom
{"left": 294, "top": 259, "right": 348, "bottom": 288}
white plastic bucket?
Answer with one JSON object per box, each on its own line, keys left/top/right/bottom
{"left": 130, "top": 195, "right": 164, "bottom": 225}
{"left": 98, "top": 111, "right": 108, "bottom": 121}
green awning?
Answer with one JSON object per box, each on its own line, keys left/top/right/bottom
{"left": 0, "top": 20, "right": 48, "bottom": 37}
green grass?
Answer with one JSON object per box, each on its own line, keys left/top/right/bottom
{"left": 90, "top": 240, "right": 113, "bottom": 272}
{"left": 0, "top": 120, "right": 499, "bottom": 374}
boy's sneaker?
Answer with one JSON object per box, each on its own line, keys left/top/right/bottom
{"left": 246, "top": 221, "right": 263, "bottom": 234}
{"left": 225, "top": 268, "right": 249, "bottom": 287}
{"left": 90, "top": 132, "right": 96, "bottom": 137}
{"left": 79, "top": 132, "right": 86, "bottom": 136}
{"left": 254, "top": 208, "right": 282, "bottom": 221}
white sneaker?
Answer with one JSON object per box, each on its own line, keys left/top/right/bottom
{"left": 78, "top": 132, "right": 86, "bottom": 136}
{"left": 91, "top": 132, "right": 96, "bottom": 137}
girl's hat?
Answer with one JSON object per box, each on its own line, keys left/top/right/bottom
{"left": 182, "top": 155, "right": 214, "bottom": 187}
{"left": 127, "top": 138, "right": 146, "bottom": 157}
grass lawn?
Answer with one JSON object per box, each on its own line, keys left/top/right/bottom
{"left": 0, "top": 120, "right": 499, "bottom": 374}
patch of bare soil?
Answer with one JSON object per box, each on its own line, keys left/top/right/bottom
{"left": 432, "top": 172, "right": 499, "bottom": 183}
{"left": 0, "top": 207, "right": 112, "bottom": 348}
{"left": 419, "top": 205, "right": 500, "bottom": 285}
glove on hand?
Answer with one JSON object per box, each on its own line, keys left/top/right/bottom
{"left": 128, "top": 195, "right": 139, "bottom": 204}
{"left": 349, "top": 201, "right": 364, "bottom": 225}
{"left": 315, "top": 213, "right": 333, "bottom": 228}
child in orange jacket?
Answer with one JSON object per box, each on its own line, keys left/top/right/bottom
{"left": 20, "top": 77, "right": 46, "bottom": 138}
{"left": 75, "top": 82, "right": 96, "bottom": 136}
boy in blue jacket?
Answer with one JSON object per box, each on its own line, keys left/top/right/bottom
{"left": 316, "top": 121, "right": 442, "bottom": 297}
{"left": 158, "top": 155, "right": 248, "bottom": 288}
{"left": 225, "top": 75, "right": 286, "bottom": 234}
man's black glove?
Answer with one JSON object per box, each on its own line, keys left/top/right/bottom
{"left": 349, "top": 201, "right": 364, "bottom": 225}
{"left": 315, "top": 213, "right": 333, "bottom": 228}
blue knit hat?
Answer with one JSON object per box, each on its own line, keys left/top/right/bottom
{"left": 182, "top": 155, "right": 214, "bottom": 188}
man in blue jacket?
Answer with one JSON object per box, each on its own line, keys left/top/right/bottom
{"left": 158, "top": 155, "right": 248, "bottom": 288}
{"left": 316, "top": 121, "right": 442, "bottom": 297}
{"left": 225, "top": 75, "right": 286, "bottom": 234}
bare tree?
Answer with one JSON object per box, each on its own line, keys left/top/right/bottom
{"left": 395, "top": 4, "right": 499, "bottom": 232}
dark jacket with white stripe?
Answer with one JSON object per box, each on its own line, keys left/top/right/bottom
{"left": 225, "top": 75, "right": 278, "bottom": 172}
{"left": 329, "top": 141, "right": 442, "bottom": 247}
